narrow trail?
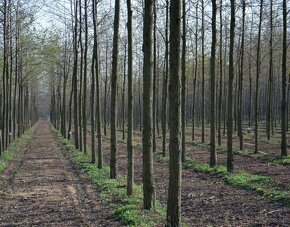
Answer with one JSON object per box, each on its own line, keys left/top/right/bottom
{"left": 0, "top": 122, "right": 120, "bottom": 226}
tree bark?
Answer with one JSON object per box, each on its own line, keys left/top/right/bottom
{"left": 210, "top": 0, "right": 217, "bottom": 167}
{"left": 126, "top": 0, "right": 134, "bottom": 195}
{"left": 281, "top": 0, "right": 288, "bottom": 157}
{"left": 181, "top": 0, "right": 186, "bottom": 163}
{"left": 142, "top": 0, "right": 155, "bottom": 210}
{"left": 167, "top": 0, "right": 181, "bottom": 224}
{"left": 227, "top": 0, "right": 235, "bottom": 172}
{"left": 110, "top": 0, "right": 120, "bottom": 179}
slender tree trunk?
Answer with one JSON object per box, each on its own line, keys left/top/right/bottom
{"left": 122, "top": 45, "right": 126, "bottom": 141}
{"left": 192, "top": 2, "right": 198, "bottom": 142}
{"left": 82, "top": 0, "right": 88, "bottom": 154}
{"left": 266, "top": 0, "right": 273, "bottom": 141}
{"left": 73, "top": 0, "right": 79, "bottom": 149}
{"left": 143, "top": 0, "right": 155, "bottom": 210}
{"left": 254, "top": 0, "right": 263, "bottom": 154}
{"left": 110, "top": 0, "right": 120, "bottom": 179}
{"left": 210, "top": 0, "right": 217, "bottom": 167}
{"left": 152, "top": 0, "right": 157, "bottom": 153}
{"left": 2, "top": 0, "right": 7, "bottom": 151}
{"left": 104, "top": 41, "right": 108, "bottom": 136}
{"left": 68, "top": 84, "right": 73, "bottom": 140}
{"left": 78, "top": 0, "right": 83, "bottom": 151}
{"left": 181, "top": 0, "right": 186, "bottom": 162}
{"left": 217, "top": 0, "right": 223, "bottom": 146}
{"left": 126, "top": 0, "right": 134, "bottom": 195}
{"left": 201, "top": 0, "right": 205, "bottom": 143}
{"left": 227, "top": 0, "right": 235, "bottom": 172}
{"left": 161, "top": 0, "right": 169, "bottom": 157}
{"left": 237, "top": 0, "right": 245, "bottom": 151}
{"left": 167, "top": 0, "right": 181, "bottom": 224}
{"left": 281, "top": 0, "right": 288, "bottom": 157}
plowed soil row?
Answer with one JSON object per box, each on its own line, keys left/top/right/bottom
{"left": 99, "top": 136, "right": 290, "bottom": 226}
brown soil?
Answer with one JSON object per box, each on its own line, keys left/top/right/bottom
{"left": 101, "top": 137, "right": 290, "bottom": 226}
{"left": 0, "top": 122, "right": 121, "bottom": 226}
{"left": 127, "top": 129, "right": 290, "bottom": 187}
{"left": 179, "top": 141, "right": 290, "bottom": 188}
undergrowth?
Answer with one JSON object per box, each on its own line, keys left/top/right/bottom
{"left": 51, "top": 125, "right": 165, "bottom": 226}
{"left": 0, "top": 125, "right": 37, "bottom": 172}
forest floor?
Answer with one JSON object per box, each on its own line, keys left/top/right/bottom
{"left": 100, "top": 129, "right": 290, "bottom": 226}
{"left": 0, "top": 122, "right": 289, "bottom": 226}
{"left": 0, "top": 122, "right": 121, "bottom": 226}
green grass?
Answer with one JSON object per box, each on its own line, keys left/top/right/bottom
{"left": 189, "top": 140, "right": 209, "bottom": 149}
{"left": 155, "top": 152, "right": 290, "bottom": 206}
{"left": 0, "top": 125, "right": 37, "bottom": 172}
{"left": 274, "top": 155, "right": 290, "bottom": 165}
{"left": 51, "top": 126, "right": 165, "bottom": 226}
{"left": 217, "top": 143, "right": 290, "bottom": 165}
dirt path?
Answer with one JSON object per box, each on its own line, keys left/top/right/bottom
{"left": 0, "top": 122, "right": 120, "bottom": 226}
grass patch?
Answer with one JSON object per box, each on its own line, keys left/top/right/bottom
{"left": 155, "top": 152, "right": 290, "bottom": 206}
{"left": 0, "top": 125, "right": 37, "bottom": 172}
{"left": 51, "top": 125, "right": 165, "bottom": 226}
{"left": 274, "top": 155, "right": 290, "bottom": 166}
{"left": 218, "top": 143, "right": 289, "bottom": 165}
{"left": 189, "top": 140, "right": 209, "bottom": 149}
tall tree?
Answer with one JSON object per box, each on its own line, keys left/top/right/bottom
{"left": 152, "top": 0, "right": 157, "bottom": 153}
{"left": 91, "top": 4, "right": 96, "bottom": 164}
{"left": 72, "top": 0, "right": 79, "bottom": 149}
{"left": 95, "top": 7, "right": 102, "bottom": 170}
{"left": 281, "top": 0, "right": 288, "bottom": 157}
{"left": 254, "top": 0, "right": 263, "bottom": 154}
{"left": 227, "top": 0, "right": 235, "bottom": 172}
{"left": 161, "top": 0, "right": 169, "bottom": 157}
{"left": 142, "top": 0, "right": 155, "bottom": 210}
{"left": 192, "top": 1, "right": 198, "bottom": 142}
{"left": 78, "top": 0, "right": 83, "bottom": 151}
{"left": 237, "top": 0, "right": 245, "bottom": 151}
{"left": 82, "top": 0, "right": 88, "bottom": 154}
{"left": 110, "top": 0, "right": 120, "bottom": 179}
{"left": 266, "top": 0, "right": 273, "bottom": 141}
{"left": 201, "top": 0, "right": 205, "bottom": 143}
{"left": 126, "top": 0, "right": 134, "bottom": 196}
{"left": 181, "top": 0, "right": 186, "bottom": 162}
{"left": 210, "top": 0, "right": 217, "bottom": 167}
{"left": 167, "top": 0, "right": 181, "bottom": 224}
{"left": 217, "top": 0, "right": 223, "bottom": 146}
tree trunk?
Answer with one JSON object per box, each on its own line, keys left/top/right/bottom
{"left": 73, "top": 0, "right": 79, "bottom": 149}
{"left": 254, "top": 0, "right": 263, "bottom": 154}
{"left": 227, "top": 0, "right": 235, "bottom": 172}
{"left": 237, "top": 0, "right": 245, "bottom": 151}
{"left": 126, "top": 0, "right": 134, "bottom": 196}
{"left": 161, "top": 0, "right": 169, "bottom": 157}
{"left": 201, "top": 0, "right": 205, "bottom": 143}
{"left": 142, "top": 0, "right": 155, "bottom": 210}
{"left": 210, "top": 0, "right": 217, "bottom": 167}
{"left": 217, "top": 0, "right": 222, "bottom": 146}
{"left": 167, "top": 0, "right": 181, "bottom": 224}
{"left": 281, "top": 0, "right": 288, "bottom": 157}
{"left": 181, "top": 0, "right": 186, "bottom": 162}
{"left": 266, "top": 0, "right": 273, "bottom": 141}
{"left": 110, "top": 0, "right": 120, "bottom": 179}
{"left": 82, "top": 0, "right": 88, "bottom": 154}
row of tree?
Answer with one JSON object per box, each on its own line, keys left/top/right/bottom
{"left": 0, "top": 0, "right": 39, "bottom": 155}
{"left": 1, "top": 0, "right": 288, "bottom": 225}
